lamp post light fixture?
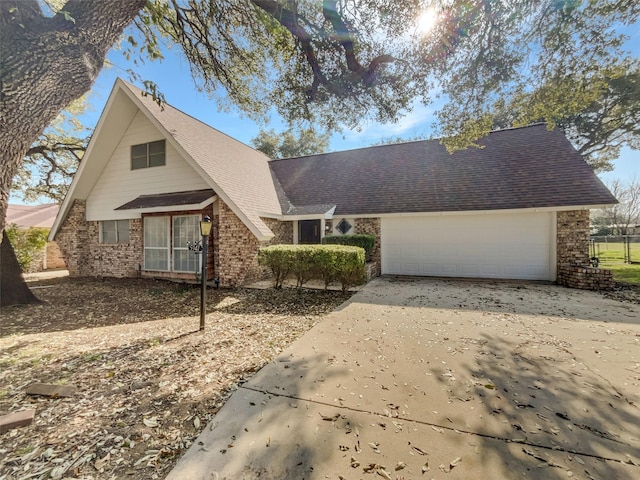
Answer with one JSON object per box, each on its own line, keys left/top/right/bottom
{"left": 199, "top": 215, "right": 212, "bottom": 331}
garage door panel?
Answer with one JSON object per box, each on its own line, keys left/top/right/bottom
{"left": 381, "top": 213, "right": 553, "bottom": 281}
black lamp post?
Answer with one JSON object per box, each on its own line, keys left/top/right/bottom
{"left": 199, "top": 215, "right": 212, "bottom": 331}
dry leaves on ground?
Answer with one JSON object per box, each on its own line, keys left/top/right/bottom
{"left": 0, "top": 277, "right": 350, "bottom": 479}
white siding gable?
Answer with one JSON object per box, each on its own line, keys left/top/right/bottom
{"left": 86, "top": 111, "right": 210, "bottom": 221}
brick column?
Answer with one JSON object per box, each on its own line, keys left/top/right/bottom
{"left": 556, "top": 210, "right": 590, "bottom": 267}
{"left": 556, "top": 210, "right": 613, "bottom": 290}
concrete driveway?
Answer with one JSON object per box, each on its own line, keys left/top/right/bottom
{"left": 167, "top": 277, "right": 640, "bottom": 480}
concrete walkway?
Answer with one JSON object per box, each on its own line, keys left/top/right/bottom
{"left": 167, "top": 277, "right": 640, "bottom": 480}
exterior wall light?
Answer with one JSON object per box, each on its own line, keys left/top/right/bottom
{"left": 199, "top": 215, "right": 212, "bottom": 330}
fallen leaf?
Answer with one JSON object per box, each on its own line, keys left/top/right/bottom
{"left": 395, "top": 461, "right": 407, "bottom": 470}
{"left": 320, "top": 412, "right": 340, "bottom": 421}
{"left": 95, "top": 452, "right": 110, "bottom": 471}
{"left": 411, "top": 444, "right": 428, "bottom": 456}
{"left": 143, "top": 417, "right": 159, "bottom": 428}
{"left": 377, "top": 468, "right": 392, "bottom": 479}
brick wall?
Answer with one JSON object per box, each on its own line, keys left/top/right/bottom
{"left": 557, "top": 265, "right": 614, "bottom": 290}
{"left": 557, "top": 210, "right": 590, "bottom": 267}
{"left": 86, "top": 219, "right": 142, "bottom": 277}
{"left": 55, "top": 200, "right": 89, "bottom": 276}
{"left": 56, "top": 200, "right": 143, "bottom": 278}
{"left": 556, "top": 210, "right": 612, "bottom": 290}
{"left": 265, "top": 217, "right": 293, "bottom": 244}
{"left": 353, "top": 217, "right": 381, "bottom": 277}
{"left": 215, "top": 201, "right": 261, "bottom": 286}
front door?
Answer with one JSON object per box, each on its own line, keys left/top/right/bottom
{"left": 299, "top": 220, "right": 321, "bottom": 244}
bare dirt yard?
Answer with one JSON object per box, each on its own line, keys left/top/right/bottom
{"left": 0, "top": 277, "right": 350, "bottom": 480}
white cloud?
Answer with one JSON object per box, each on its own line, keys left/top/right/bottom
{"left": 335, "top": 101, "right": 435, "bottom": 150}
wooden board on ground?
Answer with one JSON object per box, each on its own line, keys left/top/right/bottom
{"left": 0, "top": 409, "right": 36, "bottom": 433}
{"left": 26, "top": 383, "right": 77, "bottom": 398}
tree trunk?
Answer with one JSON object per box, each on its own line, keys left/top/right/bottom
{"left": 1, "top": 231, "right": 39, "bottom": 306}
{"left": 0, "top": 0, "right": 146, "bottom": 300}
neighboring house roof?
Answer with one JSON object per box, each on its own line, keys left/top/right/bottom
{"left": 51, "top": 78, "right": 281, "bottom": 241}
{"left": 269, "top": 124, "right": 617, "bottom": 216}
{"left": 7, "top": 203, "right": 59, "bottom": 229}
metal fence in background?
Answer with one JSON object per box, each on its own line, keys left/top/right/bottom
{"left": 590, "top": 235, "right": 640, "bottom": 265}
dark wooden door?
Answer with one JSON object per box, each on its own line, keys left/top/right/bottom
{"left": 299, "top": 220, "right": 321, "bottom": 244}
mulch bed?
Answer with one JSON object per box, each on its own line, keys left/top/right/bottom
{"left": 0, "top": 277, "right": 350, "bottom": 479}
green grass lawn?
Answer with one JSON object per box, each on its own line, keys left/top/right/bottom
{"left": 591, "top": 241, "right": 640, "bottom": 284}
{"left": 604, "top": 263, "right": 640, "bottom": 284}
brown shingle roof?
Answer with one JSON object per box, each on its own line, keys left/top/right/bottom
{"left": 269, "top": 124, "right": 617, "bottom": 215}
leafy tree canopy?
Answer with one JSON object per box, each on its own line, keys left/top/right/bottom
{"left": 13, "top": 96, "right": 90, "bottom": 203}
{"left": 15, "top": 0, "right": 638, "bottom": 201}
{"left": 251, "top": 127, "right": 330, "bottom": 159}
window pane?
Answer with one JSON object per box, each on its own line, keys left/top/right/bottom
{"left": 102, "top": 221, "right": 116, "bottom": 243}
{"left": 131, "top": 144, "right": 147, "bottom": 157}
{"left": 173, "top": 216, "right": 200, "bottom": 272}
{"left": 144, "top": 249, "right": 168, "bottom": 271}
{"left": 148, "top": 140, "right": 165, "bottom": 155}
{"left": 173, "top": 216, "right": 199, "bottom": 247}
{"left": 144, "top": 217, "right": 169, "bottom": 271}
{"left": 148, "top": 153, "right": 165, "bottom": 167}
{"left": 117, "top": 220, "right": 130, "bottom": 243}
{"left": 131, "top": 156, "right": 147, "bottom": 170}
{"left": 174, "top": 249, "right": 199, "bottom": 273}
{"left": 144, "top": 217, "right": 169, "bottom": 248}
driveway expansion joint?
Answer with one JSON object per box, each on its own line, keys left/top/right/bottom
{"left": 240, "top": 384, "right": 640, "bottom": 467}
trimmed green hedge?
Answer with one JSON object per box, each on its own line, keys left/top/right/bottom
{"left": 258, "top": 244, "right": 365, "bottom": 293}
{"left": 322, "top": 234, "right": 375, "bottom": 261}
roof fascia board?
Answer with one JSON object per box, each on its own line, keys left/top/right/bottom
{"left": 261, "top": 206, "right": 336, "bottom": 221}
{"left": 331, "top": 204, "right": 616, "bottom": 219}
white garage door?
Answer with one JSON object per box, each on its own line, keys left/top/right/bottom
{"left": 381, "top": 212, "right": 554, "bottom": 280}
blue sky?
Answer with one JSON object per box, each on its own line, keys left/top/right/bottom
{"left": 90, "top": 32, "right": 640, "bottom": 186}
{"left": 11, "top": 13, "right": 638, "bottom": 204}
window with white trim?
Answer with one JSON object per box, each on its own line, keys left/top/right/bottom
{"left": 131, "top": 140, "right": 166, "bottom": 170}
{"left": 100, "top": 220, "right": 130, "bottom": 243}
{"left": 173, "top": 215, "right": 201, "bottom": 273}
{"left": 144, "top": 216, "right": 170, "bottom": 271}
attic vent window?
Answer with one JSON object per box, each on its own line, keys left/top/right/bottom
{"left": 336, "top": 219, "right": 352, "bottom": 235}
{"left": 131, "top": 140, "right": 166, "bottom": 170}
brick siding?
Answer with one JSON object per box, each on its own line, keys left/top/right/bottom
{"left": 215, "top": 202, "right": 292, "bottom": 287}
{"left": 56, "top": 200, "right": 143, "bottom": 278}
{"left": 557, "top": 265, "right": 614, "bottom": 290}
{"left": 55, "top": 200, "right": 89, "bottom": 276}
{"left": 556, "top": 210, "right": 612, "bottom": 290}
{"left": 556, "top": 210, "right": 590, "bottom": 267}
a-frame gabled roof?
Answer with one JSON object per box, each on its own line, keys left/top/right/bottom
{"left": 50, "top": 78, "right": 281, "bottom": 241}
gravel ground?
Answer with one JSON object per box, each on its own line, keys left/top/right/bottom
{"left": 0, "top": 277, "right": 351, "bottom": 480}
